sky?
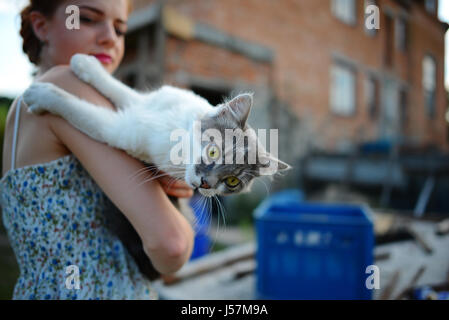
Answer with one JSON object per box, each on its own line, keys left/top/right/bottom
{"left": 0, "top": 0, "right": 33, "bottom": 98}
{"left": 0, "top": 0, "right": 448, "bottom": 98}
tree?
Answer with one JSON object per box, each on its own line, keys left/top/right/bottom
{"left": 0, "top": 96, "right": 13, "bottom": 175}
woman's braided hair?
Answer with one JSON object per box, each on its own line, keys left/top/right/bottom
{"left": 20, "top": 1, "right": 61, "bottom": 65}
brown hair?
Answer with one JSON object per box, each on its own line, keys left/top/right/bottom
{"left": 20, "top": 0, "right": 134, "bottom": 65}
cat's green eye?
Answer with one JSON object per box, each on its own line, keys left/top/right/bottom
{"left": 207, "top": 145, "right": 220, "bottom": 160}
{"left": 225, "top": 176, "right": 240, "bottom": 188}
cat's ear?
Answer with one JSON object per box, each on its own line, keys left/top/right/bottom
{"left": 257, "top": 153, "right": 291, "bottom": 176}
{"left": 222, "top": 93, "right": 253, "bottom": 127}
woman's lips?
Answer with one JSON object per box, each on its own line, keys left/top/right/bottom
{"left": 93, "top": 54, "right": 112, "bottom": 64}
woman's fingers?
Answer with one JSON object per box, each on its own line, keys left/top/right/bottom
{"left": 158, "top": 175, "right": 193, "bottom": 198}
{"left": 146, "top": 166, "right": 193, "bottom": 198}
{"left": 165, "top": 187, "right": 194, "bottom": 198}
{"left": 158, "top": 175, "right": 190, "bottom": 189}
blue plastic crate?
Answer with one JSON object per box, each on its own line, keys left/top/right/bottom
{"left": 254, "top": 191, "right": 374, "bottom": 300}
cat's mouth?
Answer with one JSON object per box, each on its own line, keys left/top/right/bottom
{"left": 185, "top": 171, "right": 218, "bottom": 197}
{"left": 186, "top": 180, "right": 217, "bottom": 197}
{"left": 197, "top": 188, "right": 218, "bottom": 198}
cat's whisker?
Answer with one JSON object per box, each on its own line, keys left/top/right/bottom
{"left": 191, "top": 194, "right": 203, "bottom": 214}
{"left": 207, "top": 196, "right": 219, "bottom": 251}
{"left": 205, "top": 197, "right": 213, "bottom": 240}
{"left": 202, "top": 196, "right": 213, "bottom": 234}
{"left": 209, "top": 195, "right": 226, "bottom": 252}
{"left": 131, "top": 166, "right": 156, "bottom": 178}
{"left": 244, "top": 172, "right": 270, "bottom": 197}
{"left": 136, "top": 172, "right": 180, "bottom": 188}
{"left": 215, "top": 195, "right": 227, "bottom": 233}
{"left": 129, "top": 165, "right": 154, "bottom": 178}
{"left": 204, "top": 198, "right": 213, "bottom": 232}
{"left": 128, "top": 166, "right": 160, "bottom": 182}
{"left": 188, "top": 200, "right": 200, "bottom": 230}
{"left": 197, "top": 195, "right": 209, "bottom": 235}
{"left": 190, "top": 194, "right": 202, "bottom": 210}
{"left": 156, "top": 167, "right": 184, "bottom": 174}
{"left": 164, "top": 176, "right": 187, "bottom": 191}
{"left": 127, "top": 163, "right": 182, "bottom": 183}
{"left": 125, "top": 169, "right": 158, "bottom": 190}
{"left": 259, "top": 179, "right": 271, "bottom": 197}
{"left": 164, "top": 175, "right": 185, "bottom": 188}
{"left": 211, "top": 196, "right": 220, "bottom": 247}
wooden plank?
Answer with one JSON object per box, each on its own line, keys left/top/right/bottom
{"left": 233, "top": 260, "right": 256, "bottom": 280}
{"left": 436, "top": 219, "right": 449, "bottom": 236}
{"left": 414, "top": 175, "right": 435, "bottom": 218}
{"left": 374, "top": 252, "right": 391, "bottom": 261}
{"left": 379, "top": 270, "right": 401, "bottom": 300}
{"left": 406, "top": 225, "right": 433, "bottom": 254}
{"left": 162, "top": 242, "right": 255, "bottom": 285}
{"left": 394, "top": 266, "right": 426, "bottom": 300}
{"left": 374, "top": 220, "right": 449, "bottom": 300}
{"left": 374, "top": 212, "right": 396, "bottom": 235}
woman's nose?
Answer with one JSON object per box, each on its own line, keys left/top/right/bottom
{"left": 97, "top": 22, "right": 118, "bottom": 47}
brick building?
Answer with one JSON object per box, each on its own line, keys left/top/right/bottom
{"left": 120, "top": 0, "right": 448, "bottom": 168}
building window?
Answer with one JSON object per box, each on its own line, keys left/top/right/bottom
{"left": 365, "top": 75, "right": 379, "bottom": 118}
{"left": 330, "top": 63, "right": 356, "bottom": 116}
{"left": 422, "top": 55, "right": 437, "bottom": 118}
{"left": 425, "top": 0, "right": 437, "bottom": 14}
{"left": 395, "top": 17, "right": 408, "bottom": 52}
{"left": 332, "top": 0, "right": 357, "bottom": 25}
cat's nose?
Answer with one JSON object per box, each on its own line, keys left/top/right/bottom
{"left": 199, "top": 177, "right": 211, "bottom": 189}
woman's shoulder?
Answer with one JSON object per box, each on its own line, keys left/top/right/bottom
{"left": 1, "top": 65, "right": 116, "bottom": 176}
{"left": 37, "top": 65, "right": 115, "bottom": 111}
{"left": 1, "top": 85, "right": 68, "bottom": 176}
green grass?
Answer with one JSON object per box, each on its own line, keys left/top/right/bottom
{"left": 0, "top": 98, "right": 16, "bottom": 299}
{"left": 1, "top": 99, "right": 12, "bottom": 175}
{"left": 0, "top": 222, "right": 19, "bottom": 300}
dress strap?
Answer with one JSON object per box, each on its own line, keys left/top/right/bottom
{"left": 11, "top": 96, "right": 23, "bottom": 171}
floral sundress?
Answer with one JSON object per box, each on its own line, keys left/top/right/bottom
{"left": 0, "top": 97, "right": 157, "bottom": 300}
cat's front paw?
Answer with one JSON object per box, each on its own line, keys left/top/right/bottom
{"left": 70, "top": 53, "right": 104, "bottom": 83}
{"left": 23, "top": 82, "right": 58, "bottom": 115}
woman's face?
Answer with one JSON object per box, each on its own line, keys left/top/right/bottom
{"left": 39, "top": 0, "right": 129, "bottom": 74}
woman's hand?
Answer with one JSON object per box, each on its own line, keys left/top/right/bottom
{"left": 157, "top": 173, "right": 194, "bottom": 198}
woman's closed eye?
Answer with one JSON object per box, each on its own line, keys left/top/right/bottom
{"left": 80, "top": 16, "right": 127, "bottom": 37}
{"left": 80, "top": 15, "right": 94, "bottom": 23}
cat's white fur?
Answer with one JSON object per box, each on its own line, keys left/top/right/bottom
{"left": 23, "top": 54, "right": 253, "bottom": 194}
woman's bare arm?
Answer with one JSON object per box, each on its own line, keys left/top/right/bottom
{"left": 36, "top": 65, "right": 194, "bottom": 274}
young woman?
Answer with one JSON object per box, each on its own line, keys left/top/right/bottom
{"left": 1, "top": 0, "right": 194, "bottom": 299}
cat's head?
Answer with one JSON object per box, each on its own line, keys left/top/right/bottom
{"left": 185, "top": 93, "right": 291, "bottom": 197}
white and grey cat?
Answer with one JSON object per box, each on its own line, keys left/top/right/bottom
{"left": 23, "top": 54, "right": 290, "bottom": 279}
{"left": 23, "top": 54, "right": 290, "bottom": 198}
